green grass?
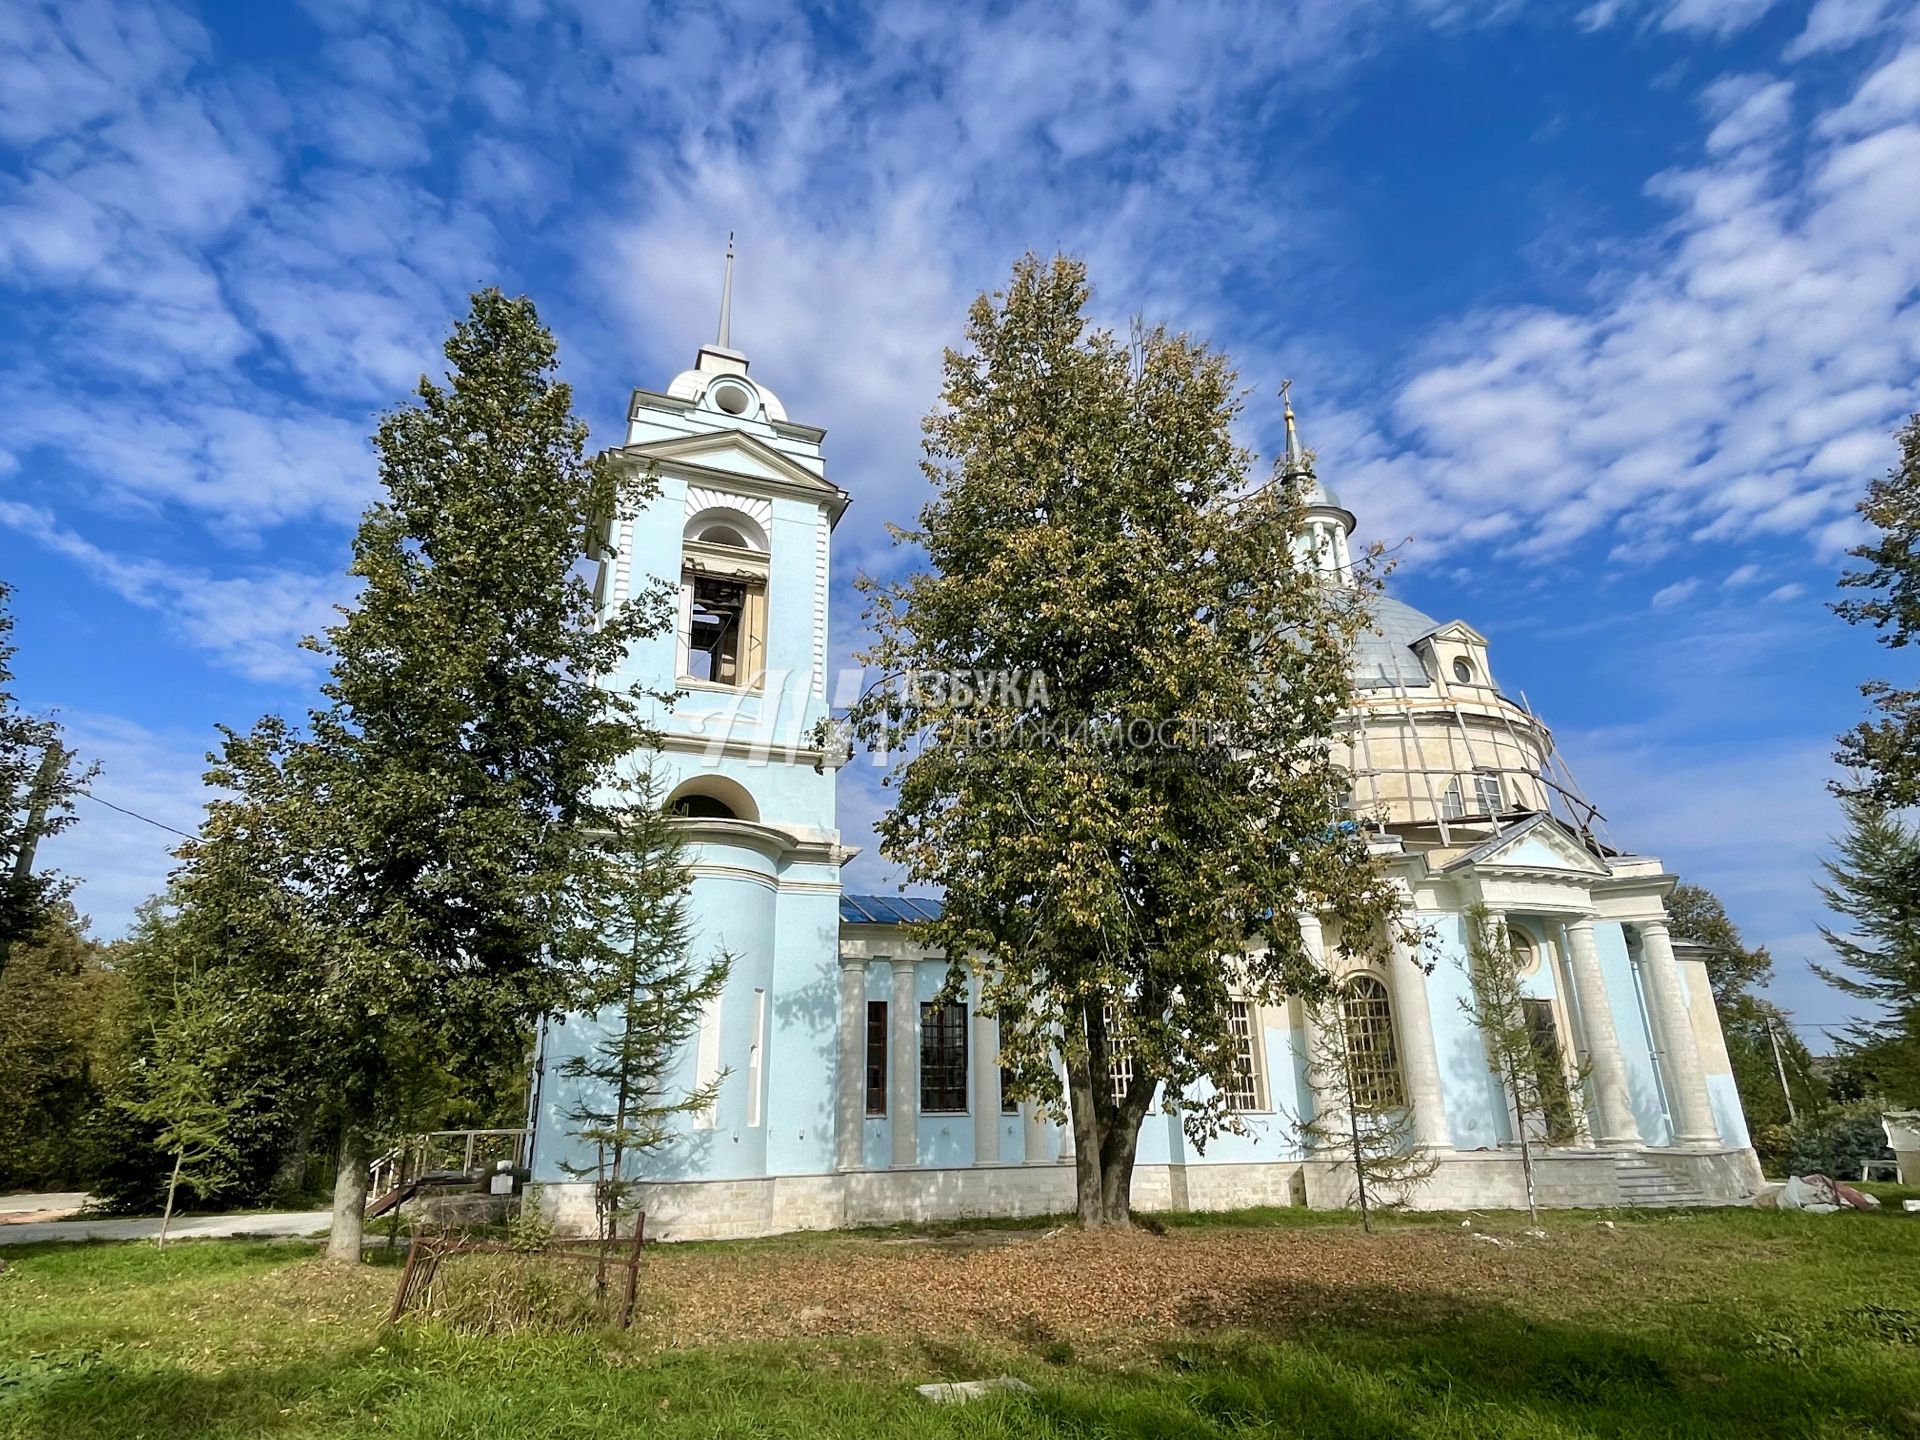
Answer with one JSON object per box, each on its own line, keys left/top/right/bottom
{"left": 5, "top": 1204, "right": 1920, "bottom": 1438}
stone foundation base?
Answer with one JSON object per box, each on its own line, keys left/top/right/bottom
{"left": 529, "top": 1146, "right": 1760, "bottom": 1242}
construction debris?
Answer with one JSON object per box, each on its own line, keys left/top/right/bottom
{"left": 916, "top": 1376, "right": 1035, "bottom": 1404}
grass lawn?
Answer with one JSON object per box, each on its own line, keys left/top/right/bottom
{"left": 5, "top": 1199, "right": 1920, "bottom": 1439}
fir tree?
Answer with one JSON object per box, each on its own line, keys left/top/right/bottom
{"left": 1298, "top": 980, "right": 1438, "bottom": 1231}
{"left": 1815, "top": 796, "right": 1920, "bottom": 1103}
{"left": 0, "top": 582, "right": 92, "bottom": 968}
{"left": 1459, "top": 905, "right": 1585, "bottom": 1227}
{"left": 171, "top": 291, "right": 674, "bottom": 1261}
{"left": 558, "top": 773, "right": 730, "bottom": 1264}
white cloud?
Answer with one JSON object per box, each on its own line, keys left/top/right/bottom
{"left": 1579, "top": 0, "right": 1781, "bottom": 36}
{"left": 1652, "top": 577, "right": 1705, "bottom": 607}
{"left": 1702, "top": 74, "right": 1795, "bottom": 152}
{"left": 1786, "top": 0, "right": 1903, "bottom": 58}
{"left": 0, "top": 501, "right": 344, "bottom": 682}
{"left": 1352, "top": 38, "right": 1920, "bottom": 569}
{"left": 36, "top": 710, "right": 212, "bottom": 936}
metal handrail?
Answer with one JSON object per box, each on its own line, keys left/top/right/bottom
{"left": 367, "top": 1128, "right": 529, "bottom": 1210}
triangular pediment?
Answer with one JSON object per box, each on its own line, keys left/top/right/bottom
{"left": 1443, "top": 812, "right": 1609, "bottom": 876}
{"left": 617, "top": 430, "right": 846, "bottom": 506}
{"left": 1413, "top": 619, "right": 1488, "bottom": 648}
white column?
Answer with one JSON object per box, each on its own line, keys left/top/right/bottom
{"left": 1565, "top": 917, "right": 1641, "bottom": 1147}
{"left": 836, "top": 960, "right": 866, "bottom": 1172}
{"left": 971, "top": 971, "right": 999, "bottom": 1166}
{"left": 1385, "top": 903, "right": 1452, "bottom": 1151}
{"left": 1296, "top": 913, "right": 1346, "bottom": 1154}
{"left": 889, "top": 959, "right": 918, "bottom": 1168}
{"left": 1056, "top": 1052, "right": 1076, "bottom": 1165}
{"left": 1021, "top": 1099, "right": 1052, "bottom": 1164}
{"left": 1636, "top": 917, "right": 1720, "bottom": 1147}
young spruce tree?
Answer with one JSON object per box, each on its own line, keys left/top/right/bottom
{"left": 1459, "top": 904, "right": 1584, "bottom": 1227}
{"left": 1298, "top": 983, "right": 1438, "bottom": 1231}
{"left": 558, "top": 774, "right": 729, "bottom": 1263}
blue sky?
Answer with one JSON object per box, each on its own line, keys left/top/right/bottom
{"left": 3, "top": 0, "right": 1917, "bottom": 1046}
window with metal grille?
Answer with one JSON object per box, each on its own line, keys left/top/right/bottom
{"left": 1474, "top": 773, "right": 1503, "bottom": 815}
{"left": 919, "top": 1001, "right": 968, "bottom": 1112}
{"left": 1222, "top": 1000, "right": 1263, "bottom": 1112}
{"left": 865, "top": 1001, "right": 887, "bottom": 1115}
{"left": 1342, "top": 975, "right": 1405, "bottom": 1108}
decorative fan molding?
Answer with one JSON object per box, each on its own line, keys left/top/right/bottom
{"left": 685, "top": 485, "right": 773, "bottom": 531}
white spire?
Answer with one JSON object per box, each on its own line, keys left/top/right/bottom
{"left": 716, "top": 232, "right": 735, "bottom": 351}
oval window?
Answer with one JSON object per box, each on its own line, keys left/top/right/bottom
{"left": 1452, "top": 658, "right": 1475, "bottom": 684}
{"left": 711, "top": 380, "right": 753, "bottom": 416}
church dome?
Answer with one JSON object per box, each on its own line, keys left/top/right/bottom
{"left": 1352, "top": 594, "right": 1444, "bottom": 691}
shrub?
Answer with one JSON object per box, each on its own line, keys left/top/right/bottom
{"left": 1783, "top": 1104, "right": 1892, "bottom": 1179}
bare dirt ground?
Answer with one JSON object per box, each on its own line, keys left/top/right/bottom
{"left": 634, "top": 1218, "right": 1644, "bottom": 1350}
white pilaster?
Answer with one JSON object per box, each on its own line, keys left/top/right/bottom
{"left": 889, "top": 959, "right": 918, "bottom": 1168}
{"left": 1636, "top": 917, "right": 1720, "bottom": 1147}
{"left": 1296, "top": 913, "right": 1347, "bottom": 1153}
{"left": 971, "top": 972, "right": 999, "bottom": 1165}
{"left": 1386, "top": 904, "right": 1452, "bottom": 1152}
{"left": 1566, "top": 917, "right": 1642, "bottom": 1147}
{"left": 836, "top": 960, "right": 866, "bottom": 1172}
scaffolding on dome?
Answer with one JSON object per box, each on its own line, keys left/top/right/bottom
{"left": 1340, "top": 671, "right": 1613, "bottom": 855}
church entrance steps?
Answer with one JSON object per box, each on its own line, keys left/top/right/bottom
{"left": 1613, "top": 1152, "right": 1717, "bottom": 1208}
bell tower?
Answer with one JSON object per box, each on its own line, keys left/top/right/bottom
{"left": 531, "top": 244, "right": 854, "bottom": 1217}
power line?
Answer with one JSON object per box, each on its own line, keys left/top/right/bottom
{"left": 75, "top": 790, "right": 196, "bottom": 840}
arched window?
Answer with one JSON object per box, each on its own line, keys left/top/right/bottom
{"left": 671, "top": 793, "right": 736, "bottom": 820}
{"left": 664, "top": 776, "right": 759, "bottom": 824}
{"left": 680, "top": 511, "right": 768, "bottom": 689}
{"left": 1508, "top": 927, "right": 1537, "bottom": 975}
{"left": 1342, "top": 974, "right": 1405, "bottom": 1108}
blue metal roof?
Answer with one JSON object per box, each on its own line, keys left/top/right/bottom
{"left": 839, "top": 893, "right": 944, "bottom": 925}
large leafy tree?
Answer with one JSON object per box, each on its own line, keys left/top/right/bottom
{"left": 1835, "top": 413, "right": 1920, "bottom": 804}
{"left": 173, "top": 291, "right": 669, "bottom": 1261}
{"left": 0, "top": 582, "right": 91, "bottom": 966}
{"left": 1815, "top": 796, "right": 1920, "bottom": 1105}
{"left": 0, "top": 906, "right": 120, "bottom": 1189}
{"left": 850, "top": 254, "right": 1401, "bottom": 1227}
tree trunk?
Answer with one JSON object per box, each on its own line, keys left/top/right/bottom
{"left": 1510, "top": 1058, "right": 1539, "bottom": 1227}
{"left": 1065, "top": 1056, "right": 1106, "bottom": 1226}
{"left": 327, "top": 1120, "right": 372, "bottom": 1263}
{"left": 157, "top": 1149, "right": 183, "bottom": 1249}
{"left": 1098, "top": 1112, "right": 1142, "bottom": 1225}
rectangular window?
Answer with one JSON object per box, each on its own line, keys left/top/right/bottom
{"left": 687, "top": 575, "right": 748, "bottom": 685}
{"left": 1522, "top": 997, "right": 1577, "bottom": 1143}
{"left": 1222, "top": 1000, "right": 1263, "bottom": 1112}
{"left": 998, "top": 1016, "right": 1019, "bottom": 1114}
{"left": 1440, "top": 779, "right": 1465, "bottom": 820}
{"left": 746, "top": 988, "right": 767, "bottom": 1129}
{"left": 865, "top": 1001, "right": 887, "bottom": 1116}
{"left": 919, "top": 1001, "right": 968, "bottom": 1112}
{"left": 1474, "top": 773, "right": 1504, "bottom": 816}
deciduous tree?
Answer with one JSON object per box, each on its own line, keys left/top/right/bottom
{"left": 849, "top": 254, "right": 1402, "bottom": 1227}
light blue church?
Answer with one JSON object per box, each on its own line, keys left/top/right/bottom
{"left": 527, "top": 295, "right": 1761, "bottom": 1239}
